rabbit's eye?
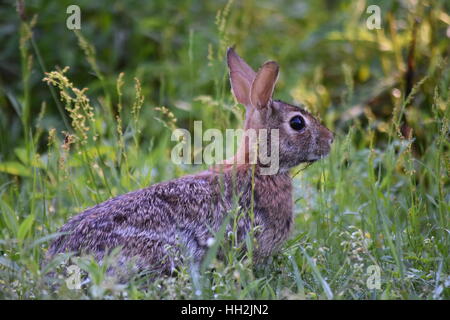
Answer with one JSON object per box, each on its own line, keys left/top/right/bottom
{"left": 289, "top": 115, "right": 305, "bottom": 131}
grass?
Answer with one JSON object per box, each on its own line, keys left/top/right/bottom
{"left": 0, "top": 0, "right": 449, "bottom": 299}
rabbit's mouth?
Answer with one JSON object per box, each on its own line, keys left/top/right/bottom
{"left": 306, "top": 153, "right": 328, "bottom": 163}
{"left": 306, "top": 158, "right": 319, "bottom": 164}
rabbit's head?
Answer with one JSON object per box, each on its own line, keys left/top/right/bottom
{"left": 227, "top": 48, "right": 333, "bottom": 171}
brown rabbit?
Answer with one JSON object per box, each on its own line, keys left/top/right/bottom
{"left": 47, "top": 48, "right": 333, "bottom": 275}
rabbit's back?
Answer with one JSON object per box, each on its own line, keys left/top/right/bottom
{"left": 48, "top": 174, "right": 225, "bottom": 273}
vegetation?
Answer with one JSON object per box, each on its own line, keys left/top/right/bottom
{"left": 0, "top": 0, "right": 448, "bottom": 299}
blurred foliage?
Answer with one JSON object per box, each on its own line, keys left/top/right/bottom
{"left": 0, "top": 0, "right": 448, "bottom": 159}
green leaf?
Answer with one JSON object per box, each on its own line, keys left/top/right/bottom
{"left": 0, "top": 199, "right": 19, "bottom": 236}
{"left": 0, "top": 161, "right": 31, "bottom": 177}
{"left": 14, "top": 147, "right": 45, "bottom": 168}
{"left": 301, "top": 247, "right": 334, "bottom": 300}
{"left": 0, "top": 256, "right": 21, "bottom": 272}
{"left": 17, "top": 214, "right": 35, "bottom": 241}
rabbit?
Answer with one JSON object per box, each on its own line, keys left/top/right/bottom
{"left": 47, "top": 48, "right": 334, "bottom": 276}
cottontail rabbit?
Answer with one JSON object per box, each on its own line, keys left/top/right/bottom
{"left": 48, "top": 48, "right": 333, "bottom": 275}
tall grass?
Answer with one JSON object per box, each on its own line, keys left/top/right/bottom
{"left": 0, "top": 0, "right": 449, "bottom": 299}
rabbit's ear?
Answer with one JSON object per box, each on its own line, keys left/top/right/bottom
{"left": 227, "top": 47, "right": 256, "bottom": 107}
{"left": 250, "top": 61, "right": 279, "bottom": 110}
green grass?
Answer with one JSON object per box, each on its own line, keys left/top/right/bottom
{"left": 0, "top": 0, "right": 449, "bottom": 299}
